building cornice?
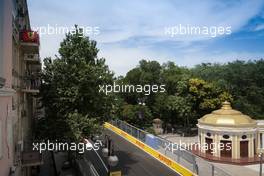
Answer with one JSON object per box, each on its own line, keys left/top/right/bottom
{"left": 197, "top": 124, "right": 257, "bottom": 133}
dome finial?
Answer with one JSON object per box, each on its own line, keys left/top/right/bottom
{"left": 222, "top": 101, "right": 231, "bottom": 110}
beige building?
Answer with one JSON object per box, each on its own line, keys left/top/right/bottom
{"left": 0, "top": 0, "right": 42, "bottom": 175}
{"left": 197, "top": 101, "right": 264, "bottom": 161}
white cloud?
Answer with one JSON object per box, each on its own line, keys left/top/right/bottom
{"left": 91, "top": 0, "right": 264, "bottom": 43}
{"left": 98, "top": 45, "right": 171, "bottom": 76}
{"left": 98, "top": 44, "right": 264, "bottom": 76}
{"left": 29, "top": 0, "right": 264, "bottom": 43}
{"left": 27, "top": 0, "right": 264, "bottom": 76}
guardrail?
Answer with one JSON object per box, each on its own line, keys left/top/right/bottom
{"left": 76, "top": 157, "right": 100, "bottom": 176}
{"left": 107, "top": 119, "right": 232, "bottom": 176}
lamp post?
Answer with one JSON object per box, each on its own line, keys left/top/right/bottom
{"left": 138, "top": 98, "right": 146, "bottom": 119}
{"left": 102, "top": 135, "right": 119, "bottom": 175}
{"left": 259, "top": 152, "right": 263, "bottom": 176}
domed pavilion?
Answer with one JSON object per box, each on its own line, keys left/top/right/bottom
{"left": 196, "top": 101, "right": 264, "bottom": 160}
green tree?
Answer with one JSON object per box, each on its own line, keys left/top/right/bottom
{"left": 119, "top": 103, "right": 152, "bottom": 127}
{"left": 188, "top": 78, "right": 233, "bottom": 116}
{"left": 37, "top": 26, "right": 114, "bottom": 141}
{"left": 192, "top": 60, "right": 264, "bottom": 118}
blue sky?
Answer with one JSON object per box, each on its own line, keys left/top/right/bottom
{"left": 28, "top": 0, "right": 264, "bottom": 76}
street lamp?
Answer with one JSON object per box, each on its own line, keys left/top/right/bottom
{"left": 102, "top": 147, "right": 109, "bottom": 158}
{"left": 102, "top": 135, "right": 110, "bottom": 157}
{"left": 91, "top": 134, "right": 100, "bottom": 142}
{"left": 259, "top": 152, "right": 263, "bottom": 176}
{"left": 108, "top": 145, "right": 119, "bottom": 167}
{"left": 102, "top": 135, "right": 119, "bottom": 175}
{"left": 138, "top": 98, "right": 146, "bottom": 119}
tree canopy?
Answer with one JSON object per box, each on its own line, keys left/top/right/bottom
{"left": 37, "top": 27, "right": 114, "bottom": 141}
{"left": 116, "top": 60, "right": 233, "bottom": 131}
{"left": 37, "top": 26, "right": 264, "bottom": 138}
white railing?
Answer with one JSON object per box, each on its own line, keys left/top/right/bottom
{"left": 109, "top": 119, "right": 232, "bottom": 176}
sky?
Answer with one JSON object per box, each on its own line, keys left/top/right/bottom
{"left": 27, "top": 0, "right": 264, "bottom": 76}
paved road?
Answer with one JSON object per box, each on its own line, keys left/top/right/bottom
{"left": 92, "top": 129, "right": 180, "bottom": 176}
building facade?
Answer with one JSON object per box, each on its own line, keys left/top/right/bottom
{"left": 0, "top": 0, "right": 42, "bottom": 175}
{"left": 197, "top": 101, "right": 264, "bottom": 162}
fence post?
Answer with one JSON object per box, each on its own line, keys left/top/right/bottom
{"left": 177, "top": 151, "right": 180, "bottom": 163}
{"left": 212, "top": 164, "right": 215, "bottom": 176}
{"left": 193, "top": 162, "right": 199, "bottom": 175}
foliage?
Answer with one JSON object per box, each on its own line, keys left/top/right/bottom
{"left": 119, "top": 103, "right": 152, "bottom": 127}
{"left": 38, "top": 26, "right": 264, "bottom": 138}
{"left": 37, "top": 26, "right": 114, "bottom": 141}
{"left": 66, "top": 112, "right": 102, "bottom": 141}
{"left": 191, "top": 60, "right": 264, "bottom": 118}
{"left": 117, "top": 60, "right": 233, "bottom": 129}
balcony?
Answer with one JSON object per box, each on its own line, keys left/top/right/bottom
{"left": 20, "top": 30, "right": 40, "bottom": 53}
{"left": 22, "top": 151, "right": 43, "bottom": 167}
{"left": 22, "top": 72, "right": 41, "bottom": 93}
{"left": 24, "top": 54, "right": 41, "bottom": 64}
{"left": 22, "top": 139, "right": 43, "bottom": 167}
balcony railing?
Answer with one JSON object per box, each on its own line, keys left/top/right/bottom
{"left": 21, "top": 151, "right": 43, "bottom": 167}
{"left": 20, "top": 30, "right": 39, "bottom": 44}
{"left": 20, "top": 30, "right": 40, "bottom": 53}
{"left": 24, "top": 54, "right": 40, "bottom": 63}
{"left": 22, "top": 82, "right": 40, "bottom": 93}
{"left": 22, "top": 72, "right": 41, "bottom": 93}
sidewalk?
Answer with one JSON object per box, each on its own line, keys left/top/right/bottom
{"left": 160, "top": 134, "right": 261, "bottom": 176}
{"left": 159, "top": 133, "right": 198, "bottom": 144}
{"left": 54, "top": 152, "right": 77, "bottom": 176}
{"left": 214, "top": 162, "right": 260, "bottom": 176}
{"left": 38, "top": 152, "right": 55, "bottom": 176}
{"left": 38, "top": 151, "right": 77, "bottom": 176}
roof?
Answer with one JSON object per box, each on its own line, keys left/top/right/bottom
{"left": 198, "top": 101, "right": 256, "bottom": 127}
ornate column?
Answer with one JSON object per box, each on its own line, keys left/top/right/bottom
{"left": 200, "top": 131, "right": 205, "bottom": 153}
{"left": 233, "top": 135, "right": 239, "bottom": 159}
{"left": 249, "top": 134, "right": 254, "bottom": 157}
{"left": 216, "top": 133, "right": 221, "bottom": 157}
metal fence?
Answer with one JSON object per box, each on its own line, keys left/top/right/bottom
{"left": 110, "top": 119, "right": 232, "bottom": 176}
{"left": 76, "top": 157, "right": 100, "bottom": 176}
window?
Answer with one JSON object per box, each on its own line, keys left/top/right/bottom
{"left": 260, "top": 133, "right": 263, "bottom": 149}
{"left": 242, "top": 135, "right": 247, "bottom": 139}
{"left": 223, "top": 134, "right": 230, "bottom": 139}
